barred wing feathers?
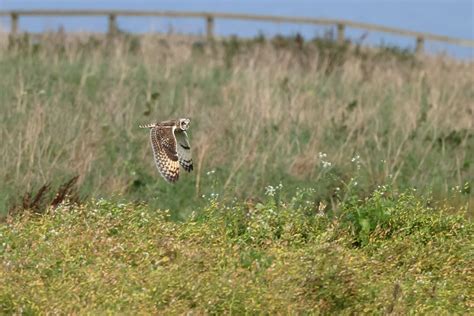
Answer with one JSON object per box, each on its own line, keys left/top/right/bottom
{"left": 150, "top": 126, "right": 180, "bottom": 182}
{"left": 175, "top": 130, "right": 193, "bottom": 172}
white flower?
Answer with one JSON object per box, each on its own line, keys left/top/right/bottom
{"left": 319, "top": 152, "right": 332, "bottom": 168}
{"left": 206, "top": 169, "right": 216, "bottom": 176}
{"left": 322, "top": 161, "right": 332, "bottom": 168}
{"left": 265, "top": 185, "right": 276, "bottom": 196}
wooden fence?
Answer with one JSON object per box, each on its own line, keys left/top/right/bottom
{"left": 1, "top": 10, "right": 474, "bottom": 53}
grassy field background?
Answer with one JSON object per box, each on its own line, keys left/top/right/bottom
{"left": 0, "top": 32, "right": 472, "bottom": 217}
{"left": 0, "top": 32, "right": 473, "bottom": 313}
{"left": 1, "top": 190, "right": 473, "bottom": 313}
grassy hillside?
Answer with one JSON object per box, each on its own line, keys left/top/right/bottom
{"left": 1, "top": 190, "right": 473, "bottom": 314}
{"left": 0, "top": 32, "right": 473, "bottom": 314}
{"left": 0, "top": 33, "right": 473, "bottom": 216}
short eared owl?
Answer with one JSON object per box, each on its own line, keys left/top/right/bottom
{"left": 139, "top": 118, "right": 193, "bottom": 182}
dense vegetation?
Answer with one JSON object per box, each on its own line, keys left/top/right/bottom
{"left": 0, "top": 32, "right": 472, "bottom": 313}
{"left": 1, "top": 190, "right": 473, "bottom": 314}
{"left": 0, "top": 32, "right": 472, "bottom": 216}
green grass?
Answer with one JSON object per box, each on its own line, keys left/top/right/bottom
{"left": 0, "top": 33, "right": 472, "bottom": 217}
{"left": 1, "top": 189, "right": 472, "bottom": 314}
{"left": 0, "top": 33, "right": 472, "bottom": 313}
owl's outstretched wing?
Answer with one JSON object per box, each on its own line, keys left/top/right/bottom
{"left": 175, "top": 130, "right": 193, "bottom": 172}
{"left": 150, "top": 126, "right": 180, "bottom": 182}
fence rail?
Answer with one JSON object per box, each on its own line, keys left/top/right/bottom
{"left": 1, "top": 10, "right": 474, "bottom": 52}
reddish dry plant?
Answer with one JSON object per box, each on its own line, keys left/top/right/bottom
{"left": 6, "top": 176, "right": 82, "bottom": 219}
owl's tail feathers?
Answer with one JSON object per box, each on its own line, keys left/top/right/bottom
{"left": 139, "top": 123, "right": 156, "bottom": 129}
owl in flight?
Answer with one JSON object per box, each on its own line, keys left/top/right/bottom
{"left": 139, "top": 118, "right": 193, "bottom": 183}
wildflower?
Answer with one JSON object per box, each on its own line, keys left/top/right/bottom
{"left": 351, "top": 154, "right": 361, "bottom": 170}
{"left": 206, "top": 169, "right": 216, "bottom": 176}
{"left": 265, "top": 185, "right": 276, "bottom": 196}
{"left": 318, "top": 152, "right": 332, "bottom": 168}
{"left": 322, "top": 161, "right": 332, "bottom": 168}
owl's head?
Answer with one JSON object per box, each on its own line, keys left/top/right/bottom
{"left": 177, "top": 118, "right": 191, "bottom": 131}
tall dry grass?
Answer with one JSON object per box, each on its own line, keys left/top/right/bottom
{"left": 0, "top": 33, "right": 472, "bottom": 215}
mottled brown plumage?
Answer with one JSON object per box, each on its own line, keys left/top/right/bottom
{"left": 140, "top": 118, "right": 193, "bottom": 183}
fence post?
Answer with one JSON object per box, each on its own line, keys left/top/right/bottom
{"left": 415, "top": 36, "right": 424, "bottom": 54}
{"left": 108, "top": 14, "right": 118, "bottom": 36}
{"left": 206, "top": 15, "right": 214, "bottom": 41}
{"left": 11, "top": 12, "right": 18, "bottom": 35}
{"left": 8, "top": 12, "right": 19, "bottom": 49}
{"left": 337, "top": 23, "right": 345, "bottom": 44}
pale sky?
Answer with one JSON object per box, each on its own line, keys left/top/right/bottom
{"left": 1, "top": 0, "right": 473, "bottom": 58}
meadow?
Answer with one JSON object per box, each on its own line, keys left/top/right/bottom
{"left": 0, "top": 31, "right": 473, "bottom": 313}
{"left": 0, "top": 32, "right": 472, "bottom": 216}
{"left": 1, "top": 190, "right": 472, "bottom": 314}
